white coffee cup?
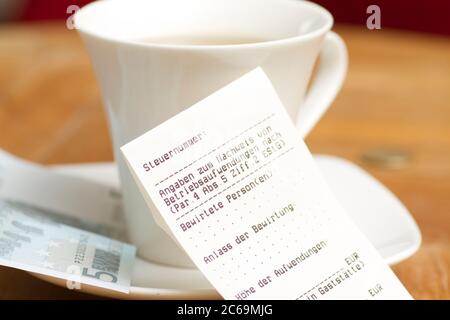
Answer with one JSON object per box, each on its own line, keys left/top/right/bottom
{"left": 75, "top": 0, "right": 347, "bottom": 268}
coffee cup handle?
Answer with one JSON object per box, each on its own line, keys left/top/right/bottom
{"left": 295, "top": 31, "right": 348, "bottom": 138}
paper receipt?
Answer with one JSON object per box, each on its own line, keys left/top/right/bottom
{"left": 121, "top": 68, "right": 412, "bottom": 299}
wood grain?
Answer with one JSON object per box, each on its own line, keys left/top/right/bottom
{"left": 0, "top": 22, "right": 449, "bottom": 299}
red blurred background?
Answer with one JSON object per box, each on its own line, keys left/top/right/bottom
{"left": 1, "top": 0, "right": 450, "bottom": 36}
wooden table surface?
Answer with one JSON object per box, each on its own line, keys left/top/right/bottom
{"left": 0, "top": 22, "right": 449, "bottom": 299}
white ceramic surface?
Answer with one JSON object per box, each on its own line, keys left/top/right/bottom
{"left": 74, "top": 0, "right": 348, "bottom": 266}
{"left": 30, "top": 155, "right": 421, "bottom": 299}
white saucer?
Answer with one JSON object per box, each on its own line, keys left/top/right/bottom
{"left": 32, "top": 155, "right": 421, "bottom": 299}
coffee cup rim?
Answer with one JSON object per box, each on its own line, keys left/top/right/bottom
{"left": 75, "top": 0, "right": 334, "bottom": 51}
